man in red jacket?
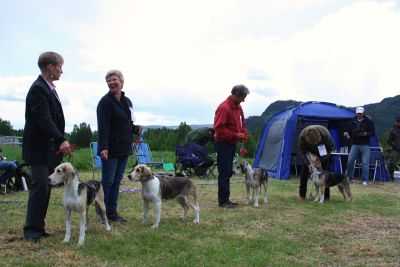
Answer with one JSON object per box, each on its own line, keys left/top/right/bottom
{"left": 214, "top": 85, "right": 249, "bottom": 208}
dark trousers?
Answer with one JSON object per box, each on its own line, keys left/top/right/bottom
{"left": 101, "top": 156, "right": 128, "bottom": 216}
{"left": 215, "top": 142, "right": 236, "bottom": 205}
{"left": 23, "top": 165, "right": 52, "bottom": 239}
{"left": 299, "top": 156, "right": 330, "bottom": 200}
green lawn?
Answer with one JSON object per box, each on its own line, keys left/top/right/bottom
{"left": 1, "top": 171, "right": 399, "bottom": 267}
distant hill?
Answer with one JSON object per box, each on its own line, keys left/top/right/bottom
{"left": 143, "top": 95, "right": 400, "bottom": 139}
{"left": 364, "top": 95, "right": 400, "bottom": 136}
{"left": 246, "top": 100, "right": 300, "bottom": 134}
{"left": 246, "top": 95, "right": 400, "bottom": 138}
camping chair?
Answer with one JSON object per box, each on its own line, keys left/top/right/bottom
{"left": 175, "top": 143, "right": 216, "bottom": 178}
{"left": 90, "top": 142, "right": 102, "bottom": 178}
{"left": 133, "top": 142, "right": 164, "bottom": 169}
{"left": 353, "top": 146, "right": 385, "bottom": 183}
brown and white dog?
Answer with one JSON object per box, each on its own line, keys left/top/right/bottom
{"left": 48, "top": 162, "right": 111, "bottom": 246}
{"left": 127, "top": 164, "right": 200, "bottom": 228}
{"left": 240, "top": 160, "right": 268, "bottom": 207}
{"left": 306, "top": 153, "right": 352, "bottom": 204}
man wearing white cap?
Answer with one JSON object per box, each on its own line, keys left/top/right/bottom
{"left": 344, "top": 106, "right": 375, "bottom": 185}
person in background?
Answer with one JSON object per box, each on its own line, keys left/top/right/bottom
{"left": 185, "top": 127, "right": 215, "bottom": 146}
{"left": 97, "top": 70, "right": 139, "bottom": 223}
{"left": 386, "top": 115, "right": 400, "bottom": 180}
{"left": 345, "top": 106, "right": 375, "bottom": 186}
{"left": 23, "top": 51, "right": 72, "bottom": 242}
{"left": 298, "top": 125, "right": 335, "bottom": 201}
{"left": 214, "top": 85, "right": 249, "bottom": 208}
{"left": 0, "top": 147, "right": 18, "bottom": 193}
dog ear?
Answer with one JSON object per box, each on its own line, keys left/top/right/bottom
{"left": 137, "top": 165, "right": 144, "bottom": 173}
{"left": 142, "top": 166, "right": 152, "bottom": 177}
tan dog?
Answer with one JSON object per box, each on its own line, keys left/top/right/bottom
{"left": 239, "top": 160, "right": 268, "bottom": 207}
{"left": 49, "top": 162, "right": 111, "bottom": 246}
{"left": 306, "top": 153, "right": 352, "bottom": 203}
{"left": 127, "top": 164, "right": 200, "bottom": 228}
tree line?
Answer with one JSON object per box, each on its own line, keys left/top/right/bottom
{"left": 0, "top": 118, "right": 259, "bottom": 157}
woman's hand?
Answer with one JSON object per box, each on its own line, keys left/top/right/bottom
{"left": 59, "top": 140, "right": 73, "bottom": 155}
{"left": 100, "top": 149, "right": 109, "bottom": 160}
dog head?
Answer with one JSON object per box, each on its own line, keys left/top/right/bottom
{"left": 239, "top": 160, "right": 248, "bottom": 174}
{"left": 305, "top": 152, "right": 322, "bottom": 172}
{"left": 127, "top": 164, "right": 154, "bottom": 183}
{"left": 48, "top": 162, "right": 76, "bottom": 186}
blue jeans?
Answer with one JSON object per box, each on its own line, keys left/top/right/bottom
{"left": 0, "top": 160, "right": 17, "bottom": 184}
{"left": 346, "top": 145, "right": 370, "bottom": 182}
{"left": 101, "top": 156, "right": 128, "bottom": 216}
{"left": 215, "top": 142, "right": 236, "bottom": 205}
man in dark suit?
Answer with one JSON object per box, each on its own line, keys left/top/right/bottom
{"left": 23, "top": 51, "right": 72, "bottom": 242}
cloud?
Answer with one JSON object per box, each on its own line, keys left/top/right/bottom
{"left": 76, "top": 0, "right": 400, "bottom": 124}
{"left": 2, "top": 0, "right": 400, "bottom": 132}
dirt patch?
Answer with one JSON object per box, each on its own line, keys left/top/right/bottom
{"left": 320, "top": 215, "right": 400, "bottom": 266}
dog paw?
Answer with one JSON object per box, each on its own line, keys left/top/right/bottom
{"left": 106, "top": 225, "right": 111, "bottom": 231}
{"left": 253, "top": 204, "right": 259, "bottom": 208}
{"left": 151, "top": 224, "right": 159, "bottom": 229}
{"left": 193, "top": 219, "right": 200, "bottom": 224}
{"left": 77, "top": 241, "right": 84, "bottom": 246}
{"left": 63, "top": 239, "right": 70, "bottom": 243}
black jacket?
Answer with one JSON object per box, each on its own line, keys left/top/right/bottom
{"left": 22, "top": 76, "right": 66, "bottom": 165}
{"left": 387, "top": 126, "right": 400, "bottom": 152}
{"left": 349, "top": 116, "right": 375, "bottom": 145}
{"left": 97, "top": 91, "right": 135, "bottom": 157}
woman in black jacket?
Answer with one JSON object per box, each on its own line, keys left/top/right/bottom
{"left": 97, "top": 70, "right": 138, "bottom": 223}
{"left": 23, "top": 51, "right": 72, "bottom": 242}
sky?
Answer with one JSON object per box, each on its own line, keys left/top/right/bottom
{"left": 1, "top": 0, "right": 400, "bottom": 131}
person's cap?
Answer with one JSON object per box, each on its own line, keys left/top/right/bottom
{"left": 355, "top": 107, "right": 365, "bottom": 114}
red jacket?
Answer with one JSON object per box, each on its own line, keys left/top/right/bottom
{"left": 214, "top": 96, "right": 248, "bottom": 144}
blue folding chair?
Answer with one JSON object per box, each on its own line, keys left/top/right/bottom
{"left": 353, "top": 146, "right": 387, "bottom": 183}
{"left": 133, "top": 142, "right": 163, "bottom": 169}
{"left": 90, "top": 142, "right": 102, "bottom": 178}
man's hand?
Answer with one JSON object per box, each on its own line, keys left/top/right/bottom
{"left": 100, "top": 149, "right": 109, "bottom": 160}
{"left": 343, "top": 132, "right": 350, "bottom": 139}
{"left": 59, "top": 140, "right": 73, "bottom": 155}
{"left": 237, "top": 132, "right": 248, "bottom": 142}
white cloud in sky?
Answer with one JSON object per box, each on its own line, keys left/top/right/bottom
{"left": 2, "top": 0, "right": 400, "bottom": 131}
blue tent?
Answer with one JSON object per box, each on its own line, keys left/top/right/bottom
{"left": 253, "top": 101, "right": 389, "bottom": 181}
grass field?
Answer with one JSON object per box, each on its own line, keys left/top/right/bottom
{"left": 1, "top": 169, "right": 399, "bottom": 267}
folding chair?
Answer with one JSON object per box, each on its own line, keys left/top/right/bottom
{"left": 90, "top": 142, "right": 102, "bottom": 178}
{"left": 133, "top": 142, "right": 164, "bottom": 169}
{"left": 353, "top": 146, "right": 384, "bottom": 183}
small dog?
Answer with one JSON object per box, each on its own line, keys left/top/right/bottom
{"left": 240, "top": 160, "right": 268, "bottom": 207}
{"left": 306, "top": 153, "right": 352, "bottom": 204}
{"left": 127, "top": 164, "right": 200, "bottom": 228}
{"left": 49, "top": 162, "right": 111, "bottom": 246}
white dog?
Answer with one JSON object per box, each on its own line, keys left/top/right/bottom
{"left": 127, "top": 164, "right": 200, "bottom": 228}
{"left": 240, "top": 160, "right": 268, "bottom": 207}
{"left": 49, "top": 162, "right": 111, "bottom": 246}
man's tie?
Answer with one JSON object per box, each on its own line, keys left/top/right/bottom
{"left": 52, "top": 89, "right": 60, "bottom": 103}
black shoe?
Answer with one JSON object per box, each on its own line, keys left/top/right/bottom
{"left": 227, "top": 200, "right": 238, "bottom": 206}
{"left": 24, "top": 236, "right": 41, "bottom": 243}
{"left": 42, "top": 232, "right": 51, "bottom": 238}
{"left": 108, "top": 215, "right": 127, "bottom": 223}
{"left": 219, "top": 202, "right": 237, "bottom": 208}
